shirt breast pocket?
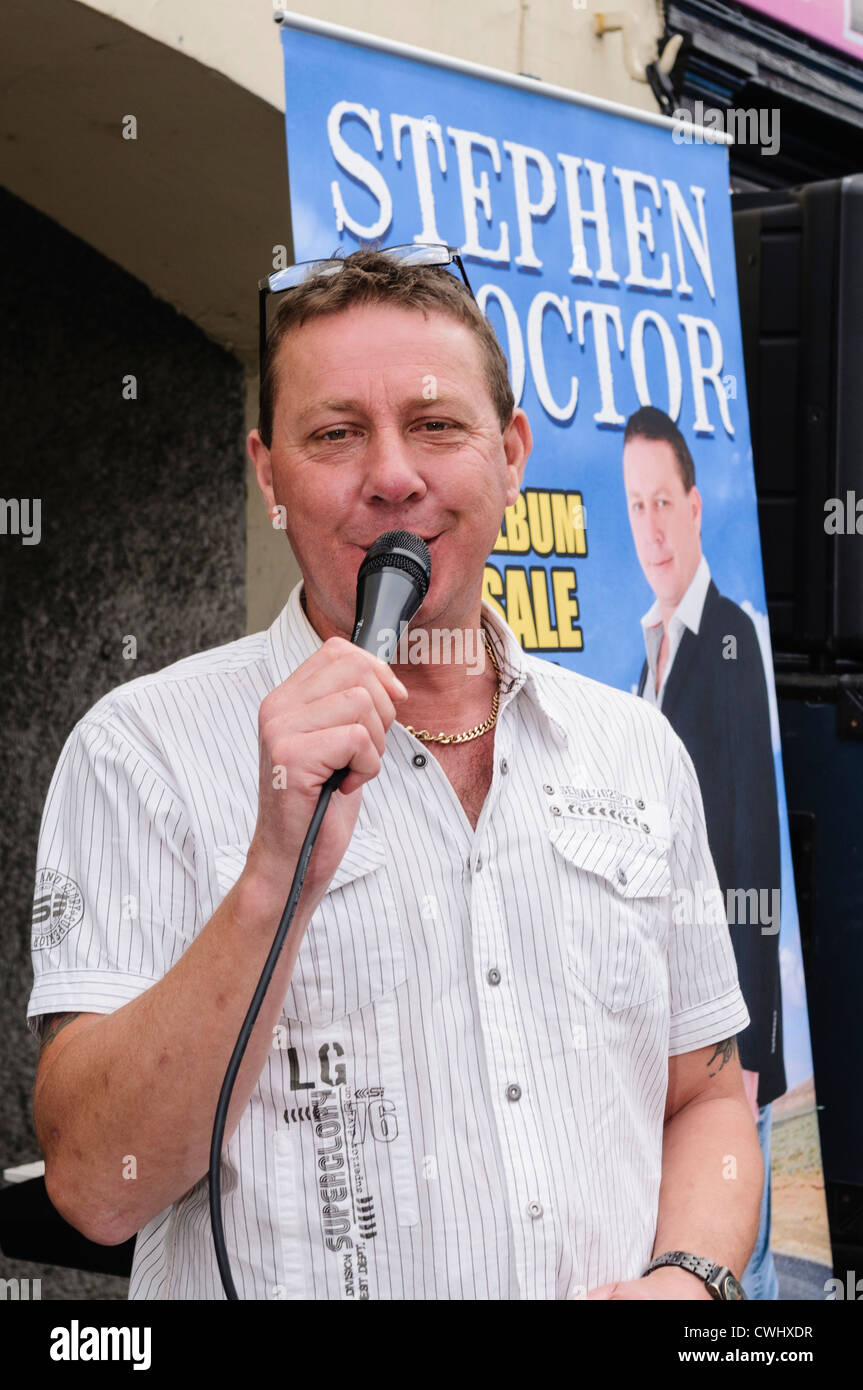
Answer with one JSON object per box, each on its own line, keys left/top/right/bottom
{"left": 213, "top": 826, "right": 408, "bottom": 1025}
{"left": 549, "top": 822, "right": 670, "bottom": 1014}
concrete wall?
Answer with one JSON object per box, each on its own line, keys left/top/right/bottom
{"left": 0, "top": 187, "right": 246, "bottom": 1298}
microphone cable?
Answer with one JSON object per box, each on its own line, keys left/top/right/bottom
{"left": 208, "top": 765, "right": 346, "bottom": 1301}
{"left": 208, "top": 529, "right": 430, "bottom": 1299}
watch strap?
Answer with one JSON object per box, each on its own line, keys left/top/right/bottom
{"left": 644, "top": 1250, "right": 746, "bottom": 1300}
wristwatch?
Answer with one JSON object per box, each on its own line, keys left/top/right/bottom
{"left": 643, "top": 1251, "right": 747, "bottom": 1300}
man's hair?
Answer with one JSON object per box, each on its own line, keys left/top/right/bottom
{"left": 623, "top": 406, "right": 696, "bottom": 492}
{"left": 258, "top": 248, "right": 515, "bottom": 448}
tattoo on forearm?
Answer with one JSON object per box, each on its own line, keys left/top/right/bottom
{"left": 706, "top": 1037, "right": 736, "bottom": 1076}
{"left": 39, "top": 1013, "right": 82, "bottom": 1054}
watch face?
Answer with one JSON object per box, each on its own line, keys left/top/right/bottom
{"left": 722, "top": 1274, "right": 746, "bottom": 1301}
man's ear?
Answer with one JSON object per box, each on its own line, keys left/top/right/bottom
{"left": 247, "top": 428, "right": 277, "bottom": 516}
{"left": 691, "top": 483, "right": 703, "bottom": 534}
{"left": 503, "top": 407, "right": 532, "bottom": 506}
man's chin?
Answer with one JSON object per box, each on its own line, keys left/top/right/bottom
{"left": 648, "top": 564, "right": 677, "bottom": 596}
{"left": 299, "top": 583, "right": 356, "bottom": 642}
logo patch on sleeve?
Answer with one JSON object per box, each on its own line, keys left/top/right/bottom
{"left": 31, "top": 869, "right": 84, "bottom": 950}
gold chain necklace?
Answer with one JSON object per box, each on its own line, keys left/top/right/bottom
{"left": 405, "top": 629, "right": 502, "bottom": 745}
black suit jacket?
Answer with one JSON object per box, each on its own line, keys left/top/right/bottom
{"left": 638, "top": 580, "right": 786, "bottom": 1106}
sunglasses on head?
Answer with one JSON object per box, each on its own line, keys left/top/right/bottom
{"left": 257, "top": 243, "right": 475, "bottom": 420}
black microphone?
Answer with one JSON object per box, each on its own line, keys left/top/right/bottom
{"left": 350, "top": 529, "right": 432, "bottom": 656}
{"left": 321, "top": 530, "right": 431, "bottom": 795}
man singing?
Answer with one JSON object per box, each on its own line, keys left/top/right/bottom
{"left": 29, "top": 248, "right": 761, "bottom": 1300}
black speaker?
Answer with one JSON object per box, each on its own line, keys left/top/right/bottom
{"left": 779, "top": 683, "right": 863, "bottom": 1276}
{"left": 733, "top": 177, "right": 863, "bottom": 657}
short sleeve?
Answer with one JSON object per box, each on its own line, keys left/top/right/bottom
{"left": 27, "top": 717, "right": 199, "bottom": 1037}
{"left": 664, "top": 727, "right": 751, "bottom": 1056}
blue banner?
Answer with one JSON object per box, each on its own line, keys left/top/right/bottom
{"left": 277, "top": 14, "right": 831, "bottom": 1280}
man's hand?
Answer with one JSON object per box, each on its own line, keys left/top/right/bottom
{"left": 245, "top": 636, "right": 408, "bottom": 912}
{"left": 585, "top": 1267, "right": 712, "bottom": 1300}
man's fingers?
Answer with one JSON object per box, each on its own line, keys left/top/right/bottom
{"left": 295, "top": 687, "right": 389, "bottom": 756}
{"left": 310, "top": 724, "right": 382, "bottom": 792}
{"left": 263, "top": 687, "right": 390, "bottom": 764}
{"left": 261, "top": 651, "right": 405, "bottom": 749}
{"left": 291, "top": 636, "right": 408, "bottom": 704}
{"left": 264, "top": 723, "right": 382, "bottom": 793}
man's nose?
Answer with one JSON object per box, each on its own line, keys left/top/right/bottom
{"left": 360, "top": 429, "right": 428, "bottom": 505}
{"left": 648, "top": 511, "right": 665, "bottom": 545}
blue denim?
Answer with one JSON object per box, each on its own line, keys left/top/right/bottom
{"left": 741, "top": 1102, "right": 779, "bottom": 1300}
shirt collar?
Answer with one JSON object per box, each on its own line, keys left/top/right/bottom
{"left": 268, "top": 580, "right": 326, "bottom": 684}
{"left": 639, "top": 553, "right": 711, "bottom": 638}
{"left": 478, "top": 602, "right": 570, "bottom": 746}
{"left": 267, "top": 581, "right": 570, "bottom": 747}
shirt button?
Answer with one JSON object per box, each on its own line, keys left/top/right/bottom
{"left": 412, "top": 753, "right": 427, "bottom": 768}
{"left": 616, "top": 866, "right": 628, "bottom": 886}
{"left": 500, "top": 758, "right": 509, "bottom": 775}
{"left": 506, "top": 1083, "right": 522, "bottom": 1102}
{"left": 475, "top": 854, "right": 483, "bottom": 871}
{"left": 526, "top": 1201, "right": 543, "bottom": 1220}
{"left": 487, "top": 968, "right": 501, "bottom": 986}
{"left": 543, "top": 783, "right": 553, "bottom": 794}
{"left": 635, "top": 798, "right": 645, "bottom": 810}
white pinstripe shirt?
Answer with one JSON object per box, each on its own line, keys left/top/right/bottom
{"left": 28, "top": 580, "right": 749, "bottom": 1300}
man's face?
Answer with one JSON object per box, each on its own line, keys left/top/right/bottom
{"left": 622, "top": 434, "right": 702, "bottom": 610}
{"left": 248, "top": 302, "right": 530, "bottom": 639}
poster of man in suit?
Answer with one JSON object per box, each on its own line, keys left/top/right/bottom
{"left": 622, "top": 405, "right": 786, "bottom": 1300}
{"left": 258, "top": 15, "right": 832, "bottom": 1297}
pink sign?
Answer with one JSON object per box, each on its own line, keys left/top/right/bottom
{"left": 741, "top": 0, "right": 863, "bottom": 61}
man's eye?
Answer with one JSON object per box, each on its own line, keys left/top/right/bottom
{"left": 417, "top": 420, "right": 452, "bottom": 432}
{"left": 318, "top": 427, "right": 353, "bottom": 441}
